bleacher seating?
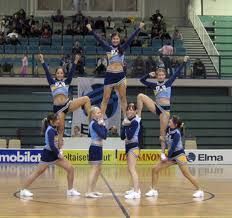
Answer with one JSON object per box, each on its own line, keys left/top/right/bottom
{"left": 200, "top": 15, "right": 232, "bottom": 77}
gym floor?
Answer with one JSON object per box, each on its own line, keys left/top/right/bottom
{"left": 1, "top": 164, "right": 231, "bottom": 218}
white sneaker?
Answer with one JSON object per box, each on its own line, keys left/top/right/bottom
{"left": 85, "top": 192, "right": 100, "bottom": 198}
{"left": 145, "top": 189, "right": 158, "bottom": 197}
{"left": 193, "top": 190, "right": 204, "bottom": 198}
{"left": 161, "top": 153, "right": 167, "bottom": 161}
{"left": 67, "top": 189, "right": 81, "bottom": 196}
{"left": 124, "top": 191, "right": 141, "bottom": 199}
{"left": 20, "top": 189, "right": 33, "bottom": 197}
{"left": 93, "top": 192, "right": 103, "bottom": 197}
{"left": 125, "top": 189, "right": 141, "bottom": 195}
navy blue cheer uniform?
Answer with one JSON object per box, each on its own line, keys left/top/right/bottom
{"left": 40, "top": 125, "right": 60, "bottom": 164}
{"left": 140, "top": 63, "right": 185, "bottom": 116}
{"left": 88, "top": 119, "right": 108, "bottom": 164}
{"left": 121, "top": 116, "right": 143, "bottom": 158}
{"left": 42, "top": 62, "right": 76, "bottom": 114}
{"left": 90, "top": 27, "right": 141, "bottom": 86}
{"left": 166, "top": 127, "right": 187, "bottom": 165}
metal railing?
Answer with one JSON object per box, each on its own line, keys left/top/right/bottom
{"left": 188, "top": 6, "right": 220, "bottom": 75}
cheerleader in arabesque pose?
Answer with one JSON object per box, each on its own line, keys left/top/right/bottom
{"left": 86, "top": 22, "right": 145, "bottom": 120}
{"left": 137, "top": 56, "right": 189, "bottom": 160}
{"left": 121, "top": 103, "right": 143, "bottom": 199}
{"left": 20, "top": 113, "right": 80, "bottom": 197}
{"left": 38, "top": 54, "right": 91, "bottom": 147}
{"left": 145, "top": 115, "right": 204, "bottom": 198}
{"left": 85, "top": 106, "right": 107, "bottom": 198}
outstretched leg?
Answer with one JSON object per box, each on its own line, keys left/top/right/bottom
{"left": 69, "top": 96, "right": 91, "bottom": 115}
{"left": 22, "top": 164, "right": 48, "bottom": 189}
{"left": 178, "top": 163, "right": 200, "bottom": 189}
{"left": 137, "top": 93, "right": 156, "bottom": 117}
{"left": 151, "top": 160, "right": 174, "bottom": 189}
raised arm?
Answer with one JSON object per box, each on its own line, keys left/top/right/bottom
{"left": 86, "top": 24, "right": 111, "bottom": 50}
{"left": 166, "top": 56, "right": 189, "bottom": 86}
{"left": 140, "top": 72, "right": 157, "bottom": 89}
{"left": 39, "top": 54, "right": 55, "bottom": 85}
{"left": 65, "top": 54, "right": 79, "bottom": 84}
{"left": 121, "top": 22, "right": 144, "bottom": 50}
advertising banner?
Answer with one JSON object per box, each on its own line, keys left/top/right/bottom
{"left": 0, "top": 149, "right": 42, "bottom": 163}
{"left": 63, "top": 149, "right": 116, "bottom": 165}
{"left": 116, "top": 149, "right": 164, "bottom": 165}
{"left": 186, "top": 150, "right": 232, "bottom": 165}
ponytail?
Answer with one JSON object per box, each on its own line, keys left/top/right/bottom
{"left": 41, "top": 113, "right": 58, "bottom": 135}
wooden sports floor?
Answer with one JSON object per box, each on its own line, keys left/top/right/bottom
{"left": 0, "top": 164, "right": 231, "bottom": 218}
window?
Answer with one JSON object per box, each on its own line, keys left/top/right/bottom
{"left": 37, "top": 0, "right": 61, "bottom": 10}
{"left": 115, "top": 0, "right": 137, "bottom": 11}
{"left": 89, "top": 0, "right": 113, "bottom": 11}
{"left": 63, "top": 0, "right": 87, "bottom": 11}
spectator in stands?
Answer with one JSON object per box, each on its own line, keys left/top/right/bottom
{"left": 7, "top": 29, "right": 18, "bottom": 39}
{"left": 105, "top": 16, "right": 115, "bottom": 29}
{"left": 145, "top": 56, "right": 157, "bottom": 74}
{"left": 72, "top": 10, "right": 85, "bottom": 25}
{"left": 14, "top": 9, "right": 26, "bottom": 20}
{"left": 72, "top": 126, "right": 83, "bottom": 137}
{"left": 172, "top": 28, "right": 183, "bottom": 40}
{"left": 41, "top": 28, "right": 51, "bottom": 45}
{"left": 72, "top": 41, "right": 83, "bottom": 55}
{"left": 51, "top": 9, "right": 64, "bottom": 23}
{"left": 93, "top": 57, "right": 107, "bottom": 77}
{"left": 151, "top": 27, "right": 161, "bottom": 39}
{"left": 150, "top": 10, "right": 163, "bottom": 25}
{"left": 131, "top": 56, "right": 145, "bottom": 77}
{"left": 193, "top": 58, "right": 206, "bottom": 78}
{"left": 65, "top": 24, "right": 74, "bottom": 35}
{"left": 28, "top": 15, "right": 36, "bottom": 26}
{"left": 94, "top": 16, "right": 106, "bottom": 33}
{"left": 20, "top": 54, "right": 28, "bottom": 77}
{"left": 8, "top": 34, "right": 21, "bottom": 45}
{"left": 60, "top": 54, "right": 72, "bottom": 75}
{"left": 159, "top": 41, "right": 174, "bottom": 76}
{"left": 131, "top": 37, "right": 142, "bottom": 47}
{"left": 75, "top": 55, "right": 85, "bottom": 76}
{"left": 108, "top": 126, "right": 119, "bottom": 137}
{"left": 30, "top": 21, "right": 41, "bottom": 37}
{"left": 160, "top": 30, "right": 171, "bottom": 41}
{"left": 41, "top": 21, "right": 52, "bottom": 33}
{"left": 0, "top": 34, "right": 6, "bottom": 45}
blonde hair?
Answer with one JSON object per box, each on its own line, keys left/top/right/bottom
{"left": 88, "top": 106, "right": 101, "bottom": 123}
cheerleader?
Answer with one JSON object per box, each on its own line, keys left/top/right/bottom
{"left": 86, "top": 22, "right": 145, "bottom": 119}
{"left": 121, "top": 103, "right": 142, "bottom": 199}
{"left": 137, "top": 56, "right": 189, "bottom": 160}
{"left": 145, "top": 115, "right": 204, "bottom": 198}
{"left": 20, "top": 113, "right": 80, "bottom": 197}
{"left": 85, "top": 106, "right": 107, "bottom": 198}
{"left": 38, "top": 54, "right": 91, "bottom": 147}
